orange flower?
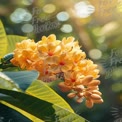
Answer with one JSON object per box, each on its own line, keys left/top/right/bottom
{"left": 59, "top": 75, "right": 103, "bottom": 108}
{"left": 11, "top": 39, "right": 38, "bottom": 69}
{"left": 60, "top": 37, "right": 75, "bottom": 52}
{"left": 74, "top": 59, "right": 100, "bottom": 78}
{"left": 69, "top": 50, "right": 86, "bottom": 65}
{"left": 11, "top": 34, "right": 103, "bottom": 108}
{"left": 37, "top": 34, "right": 61, "bottom": 59}
{"left": 63, "top": 71, "right": 83, "bottom": 86}
{"left": 48, "top": 53, "right": 73, "bottom": 73}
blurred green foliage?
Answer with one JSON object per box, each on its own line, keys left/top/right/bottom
{"left": 0, "top": 0, "right": 122, "bottom": 122}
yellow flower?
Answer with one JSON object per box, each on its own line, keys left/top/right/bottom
{"left": 74, "top": 59, "right": 99, "bottom": 78}
{"left": 48, "top": 53, "right": 73, "bottom": 73}
{"left": 11, "top": 39, "right": 38, "bottom": 69}
{"left": 11, "top": 34, "right": 103, "bottom": 108}
{"left": 38, "top": 67, "right": 57, "bottom": 82}
{"left": 69, "top": 50, "right": 86, "bottom": 65}
{"left": 63, "top": 71, "right": 82, "bottom": 86}
{"left": 60, "top": 37, "right": 75, "bottom": 52}
{"left": 37, "top": 34, "right": 61, "bottom": 59}
{"left": 16, "top": 39, "right": 36, "bottom": 50}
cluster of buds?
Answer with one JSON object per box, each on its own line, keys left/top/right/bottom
{"left": 59, "top": 75, "right": 103, "bottom": 108}
{"left": 11, "top": 34, "right": 103, "bottom": 108}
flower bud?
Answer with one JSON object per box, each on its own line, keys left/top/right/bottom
{"left": 58, "top": 82, "right": 72, "bottom": 92}
{"left": 77, "top": 92, "right": 84, "bottom": 97}
{"left": 92, "top": 90, "right": 102, "bottom": 96}
{"left": 91, "top": 94, "right": 101, "bottom": 100}
{"left": 87, "top": 86, "right": 99, "bottom": 91}
{"left": 84, "top": 91, "right": 92, "bottom": 96}
{"left": 85, "top": 99, "right": 93, "bottom": 108}
{"left": 93, "top": 99, "right": 103, "bottom": 104}
{"left": 76, "top": 97, "right": 83, "bottom": 103}
{"left": 73, "top": 85, "right": 84, "bottom": 92}
{"left": 67, "top": 93, "right": 76, "bottom": 98}
{"left": 81, "top": 75, "right": 93, "bottom": 85}
{"left": 88, "top": 80, "right": 100, "bottom": 86}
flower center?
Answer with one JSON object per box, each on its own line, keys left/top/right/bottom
{"left": 59, "top": 61, "right": 65, "bottom": 65}
{"left": 48, "top": 51, "right": 53, "bottom": 56}
{"left": 45, "top": 70, "right": 48, "bottom": 75}
{"left": 71, "top": 79, "right": 75, "bottom": 82}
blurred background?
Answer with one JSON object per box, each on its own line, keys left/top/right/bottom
{"left": 0, "top": 0, "right": 122, "bottom": 122}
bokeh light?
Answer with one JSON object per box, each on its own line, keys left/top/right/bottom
{"left": 10, "top": 8, "right": 32, "bottom": 23}
{"left": 22, "top": 0, "right": 33, "bottom": 5}
{"left": 43, "top": 4, "right": 56, "bottom": 13}
{"left": 21, "top": 24, "right": 33, "bottom": 33}
{"left": 89, "top": 49, "right": 102, "bottom": 60}
{"left": 56, "top": 11, "right": 69, "bottom": 21}
{"left": 74, "top": 1, "right": 95, "bottom": 18}
{"left": 60, "top": 24, "right": 73, "bottom": 33}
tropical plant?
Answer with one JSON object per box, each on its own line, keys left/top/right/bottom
{"left": 0, "top": 20, "right": 103, "bottom": 122}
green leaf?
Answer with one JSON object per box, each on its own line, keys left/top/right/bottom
{"left": 0, "top": 103, "right": 32, "bottom": 122}
{"left": 26, "top": 80, "right": 88, "bottom": 122}
{"left": 0, "top": 88, "right": 56, "bottom": 122}
{"left": 0, "top": 72, "right": 20, "bottom": 91}
{"left": 0, "top": 101, "right": 43, "bottom": 122}
{"left": 0, "top": 71, "right": 87, "bottom": 121}
{"left": 0, "top": 20, "right": 27, "bottom": 58}
{"left": 0, "top": 20, "right": 8, "bottom": 58}
{"left": 3, "top": 71, "right": 39, "bottom": 91}
{"left": 0, "top": 88, "right": 88, "bottom": 122}
{"left": 26, "top": 80, "right": 74, "bottom": 113}
{"left": 7, "top": 35, "right": 27, "bottom": 53}
{"left": 0, "top": 71, "right": 42, "bottom": 121}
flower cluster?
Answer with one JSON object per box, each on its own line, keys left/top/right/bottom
{"left": 11, "top": 34, "right": 103, "bottom": 108}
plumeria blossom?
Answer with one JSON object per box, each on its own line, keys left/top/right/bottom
{"left": 37, "top": 34, "right": 61, "bottom": 58}
{"left": 74, "top": 59, "right": 100, "bottom": 78}
{"left": 11, "top": 34, "right": 103, "bottom": 108}
{"left": 60, "top": 37, "right": 75, "bottom": 52}
{"left": 70, "top": 50, "right": 86, "bottom": 65}
{"left": 48, "top": 53, "right": 73, "bottom": 73}
{"left": 11, "top": 39, "right": 38, "bottom": 69}
{"left": 64, "top": 71, "right": 83, "bottom": 86}
{"left": 34, "top": 60, "right": 56, "bottom": 82}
